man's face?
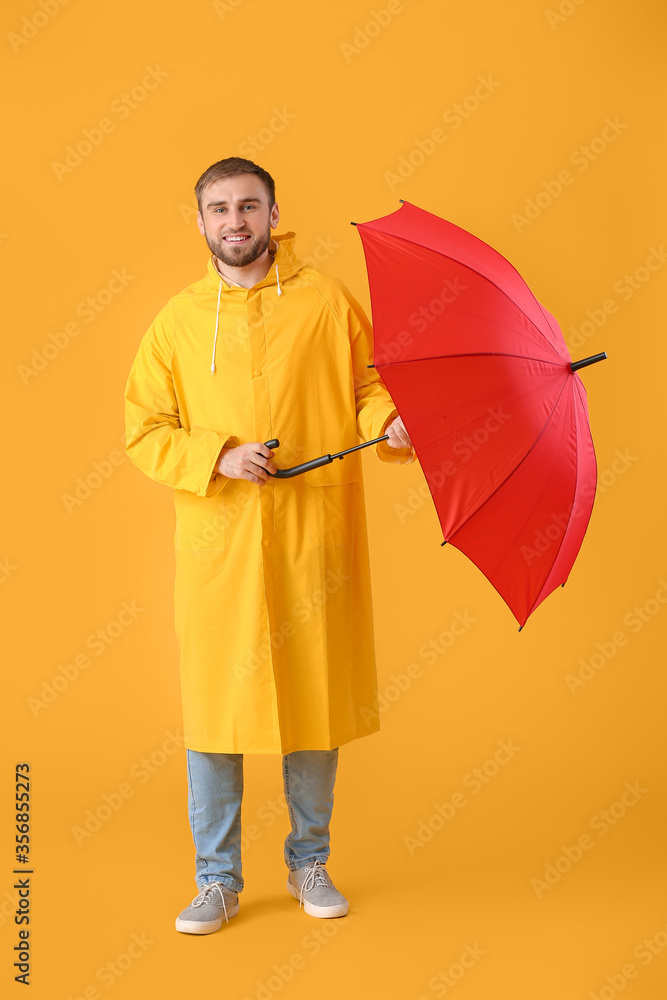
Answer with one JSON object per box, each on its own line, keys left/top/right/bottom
{"left": 197, "top": 174, "right": 280, "bottom": 269}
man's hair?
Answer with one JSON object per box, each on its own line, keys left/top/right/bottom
{"left": 194, "top": 157, "right": 276, "bottom": 214}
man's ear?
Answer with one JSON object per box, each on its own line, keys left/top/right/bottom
{"left": 270, "top": 201, "right": 280, "bottom": 229}
{"left": 197, "top": 210, "right": 205, "bottom": 235}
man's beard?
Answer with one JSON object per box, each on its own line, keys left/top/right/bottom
{"left": 207, "top": 226, "right": 271, "bottom": 268}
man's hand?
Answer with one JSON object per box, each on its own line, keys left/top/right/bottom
{"left": 215, "top": 441, "right": 277, "bottom": 485}
{"left": 384, "top": 415, "right": 413, "bottom": 450}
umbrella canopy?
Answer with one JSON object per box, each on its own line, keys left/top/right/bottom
{"left": 354, "top": 200, "right": 605, "bottom": 628}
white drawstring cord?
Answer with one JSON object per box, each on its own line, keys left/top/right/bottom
{"left": 210, "top": 279, "right": 222, "bottom": 373}
{"left": 212, "top": 260, "right": 281, "bottom": 374}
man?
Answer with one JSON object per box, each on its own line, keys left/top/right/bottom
{"left": 124, "top": 157, "right": 414, "bottom": 935}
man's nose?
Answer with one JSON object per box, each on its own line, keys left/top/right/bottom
{"left": 226, "top": 211, "right": 246, "bottom": 230}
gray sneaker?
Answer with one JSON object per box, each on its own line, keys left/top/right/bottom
{"left": 286, "top": 860, "right": 349, "bottom": 918}
{"left": 175, "top": 882, "right": 239, "bottom": 934}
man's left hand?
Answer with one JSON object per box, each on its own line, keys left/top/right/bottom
{"left": 384, "top": 415, "right": 413, "bottom": 450}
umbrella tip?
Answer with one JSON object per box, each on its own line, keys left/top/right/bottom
{"left": 350, "top": 221, "right": 357, "bottom": 226}
{"left": 399, "top": 199, "right": 404, "bottom": 203}
{"left": 441, "top": 539, "right": 447, "bottom": 546}
{"left": 518, "top": 625, "right": 523, "bottom": 632}
{"left": 570, "top": 351, "right": 608, "bottom": 372}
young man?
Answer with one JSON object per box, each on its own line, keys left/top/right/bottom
{"left": 124, "top": 157, "right": 414, "bottom": 934}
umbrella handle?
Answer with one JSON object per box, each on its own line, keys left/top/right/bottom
{"left": 263, "top": 439, "right": 334, "bottom": 479}
{"left": 263, "top": 436, "right": 391, "bottom": 479}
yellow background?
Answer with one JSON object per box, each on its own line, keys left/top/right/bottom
{"left": 2, "top": 0, "right": 666, "bottom": 997}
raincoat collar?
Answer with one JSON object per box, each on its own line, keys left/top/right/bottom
{"left": 204, "top": 231, "right": 303, "bottom": 294}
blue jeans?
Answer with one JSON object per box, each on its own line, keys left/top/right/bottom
{"left": 186, "top": 748, "right": 339, "bottom": 893}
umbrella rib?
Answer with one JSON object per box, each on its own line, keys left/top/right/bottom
{"left": 370, "top": 230, "right": 566, "bottom": 361}
{"left": 447, "top": 376, "right": 570, "bottom": 539}
{"left": 379, "top": 351, "right": 567, "bottom": 368}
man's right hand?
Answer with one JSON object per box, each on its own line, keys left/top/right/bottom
{"left": 215, "top": 442, "right": 277, "bottom": 485}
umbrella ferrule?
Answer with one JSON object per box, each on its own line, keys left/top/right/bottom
{"left": 570, "top": 352, "right": 608, "bottom": 372}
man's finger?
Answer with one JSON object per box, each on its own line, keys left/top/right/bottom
{"left": 256, "top": 454, "right": 278, "bottom": 475}
{"left": 396, "top": 418, "right": 413, "bottom": 446}
{"left": 391, "top": 427, "right": 412, "bottom": 448}
{"left": 249, "top": 455, "right": 277, "bottom": 478}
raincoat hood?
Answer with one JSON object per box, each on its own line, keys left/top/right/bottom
{"left": 205, "top": 232, "right": 304, "bottom": 374}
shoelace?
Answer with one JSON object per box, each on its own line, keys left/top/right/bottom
{"left": 191, "top": 883, "right": 232, "bottom": 922}
{"left": 297, "top": 861, "right": 331, "bottom": 908}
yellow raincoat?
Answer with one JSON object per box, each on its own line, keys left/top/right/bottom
{"left": 124, "top": 231, "right": 414, "bottom": 753}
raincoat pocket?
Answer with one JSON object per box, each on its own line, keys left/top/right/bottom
{"left": 174, "top": 491, "right": 230, "bottom": 551}
{"left": 303, "top": 456, "right": 360, "bottom": 548}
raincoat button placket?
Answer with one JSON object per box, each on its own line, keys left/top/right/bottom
{"left": 246, "top": 286, "right": 279, "bottom": 741}
{"left": 247, "top": 287, "right": 274, "bottom": 539}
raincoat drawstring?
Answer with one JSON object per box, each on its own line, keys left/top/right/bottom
{"left": 210, "top": 279, "right": 222, "bottom": 374}
{"left": 211, "top": 257, "right": 282, "bottom": 375}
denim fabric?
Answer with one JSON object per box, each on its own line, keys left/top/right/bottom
{"left": 186, "top": 747, "right": 339, "bottom": 892}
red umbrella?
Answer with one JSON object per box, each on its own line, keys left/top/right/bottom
{"left": 352, "top": 200, "right": 607, "bottom": 628}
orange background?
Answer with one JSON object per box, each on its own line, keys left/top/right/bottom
{"left": 2, "top": 1, "right": 666, "bottom": 997}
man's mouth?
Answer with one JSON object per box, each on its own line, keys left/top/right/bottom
{"left": 223, "top": 235, "right": 251, "bottom": 243}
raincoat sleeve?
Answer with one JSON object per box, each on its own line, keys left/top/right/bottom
{"left": 334, "top": 282, "right": 415, "bottom": 466}
{"left": 124, "top": 308, "right": 237, "bottom": 497}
